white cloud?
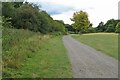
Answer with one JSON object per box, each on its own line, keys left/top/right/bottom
{"left": 27, "top": 0, "right": 119, "bottom": 27}
{"left": 51, "top": 11, "right": 74, "bottom": 24}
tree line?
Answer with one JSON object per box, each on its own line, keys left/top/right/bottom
{"left": 96, "top": 19, "right": 120, "bottom": 33}
{"left": 2, "top": 1, "right": 120, "bottom": 34}
{"left": 66, "top": 11, "right": 120, "bottom": 33}
{"left": 2, "top": 2, "right": 65, "bottom": 34}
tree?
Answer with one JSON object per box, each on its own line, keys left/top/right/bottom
{"left": 2, "top": 2, "right": 66, "bottom": 34}
{"left": 2, "top": 2, "right": 24, "bottom": 17}
{"left": 2, "top": 2, "right": 15, "bottom": 18}
{"left": 71, "top": 11, "right": 90, "bottom": 33}
{"left": 37, "top": 11, "right": 54, "bottom": 33}
{"left": 2, "top": 16, "right": 12, "bottom": 28}
{"left": 104, "top": 19, "right": 120, "bottom": 32}
{"left": 96, "top": 19, "right": 120, "bottom": 32}
{"left": 115, "top": 22, "right": 120, "bottom": 33}
{"left": 13, "top": 2, "right": 24, "bottom": 8}
{"left": 96, "top": 21, "right": 104, "bottom": 32}
{"left": 87, "top": 23, "right": 96, "bottom": 33}
{"left": 12, "top": 3, "right": 39, "bottom": 31}
{"left": 53, "top": 20, "right": 65, "bottom": 33}
{"left": 65, "top": 24, "right": 74, "bottom": 33}
{"left": 89, "top": 23, "right": 93, "bottom": 28}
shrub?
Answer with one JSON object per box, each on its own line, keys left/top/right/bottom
{"left": 115, "top": 22, "right": 120, "bottom": 33}
{"left": 2, "top": 16, "right": 13, "bottom": 28}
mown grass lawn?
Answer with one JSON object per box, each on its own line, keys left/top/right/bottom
{"left": 3, "top": 28, "right": 72, "bottom": 78}
{"left": 72, "top": 33, "right": 118, "bottom": 59}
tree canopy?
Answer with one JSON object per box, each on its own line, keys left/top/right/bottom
{"left": 96, "top": 19, "right": 120, "bottom": 33}
{"left": 2, "top": 2, "right": 66, "bottom": 34}
{"left": 71, "top": 11, "right": 90, "bottom": 33}
{"left": 115, "top": 22, "right": 120, "bottom": 33}
{"left": 96, "top": 22, "right": 105, "bottom": 32}
{"left": 2, "top": 2, "right": 120, "bottom": 34}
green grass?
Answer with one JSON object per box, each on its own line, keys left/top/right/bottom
{"left": 72, "top": 33, "right": 118, "bottom": 59}
{"left": 3, "top": 28, "right": 72, "bottom": 78}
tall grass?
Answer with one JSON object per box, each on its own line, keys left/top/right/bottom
{"left": 2, "top": 28, "right": 72, "bottom": 78}
{"left": 3, "top": 28, "right": 42, "bottom": 77}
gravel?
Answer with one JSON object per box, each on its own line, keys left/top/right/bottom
{"left": 63, "top": 35, "right": 118, "bottom": 78}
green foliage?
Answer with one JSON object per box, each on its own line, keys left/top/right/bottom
{"left": 96, "top": 19, "right": 120, "bottom": 32}
{"left": 3, "top": 28, "right": 40, "bottom": 77}
{"left": 87, "top": 27, "right": 96, "bottom": 33}
{"left": 71, "top": 11, "right": 90, "bottom": 33}
{"left": 96, "top": 22, "right": 105, "bottom": 32}
{"left": 2, "top": 16, "right": 12, "bottom": 28}
{"left": 2, "top": 2, "right": 15, "bottom": 18}
{"left": 104, "top": 19, "right": 119, "bottom": 32}
{"left": 115, "top": 22, "right": 120, "bottom": 33}
{"left": 87, "top": 23, "right": 96, "bottom": 33}
{"left": 12, "top": 3, "right": 39, "bottom": 31}
{"left": 3, "top": 28, "right": 36, "bottom": 69}
{"left": 37, "top": 11, "right": 55, "bottom": 33}
{"left": 53, "top": 20, "right": 65, "bottom": 33}
{"left": 2, "top": 2, "right": 65, "bottom": 34}
{"left": 65, "top": 24, "right": 75, "bottom": 33}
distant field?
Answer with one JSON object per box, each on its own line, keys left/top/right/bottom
{"left": 3, "top": 28, "right": 72, "bottom": 78}
{"left": 72, "top": 33, "right": 118, "bottom": 59}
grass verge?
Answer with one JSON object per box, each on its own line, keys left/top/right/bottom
{"left": 3, "top": 28, "right": 72, "bottom": 78}
{"left": 72, "top": 33, "right": 118, "bottom": 59}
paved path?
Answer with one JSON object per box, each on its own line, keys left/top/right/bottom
{"left": 63, "top": 35, "right": 118, "bottom": 78}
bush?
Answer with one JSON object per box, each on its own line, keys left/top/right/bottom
{"left": 2, "top": 2, "right": 66, "bottom": 34}
{"left": 2, "top": 16, "right": 13, "bottom": 28}
{"left": 115, "top": 22, "right": 120, "bottom": 33}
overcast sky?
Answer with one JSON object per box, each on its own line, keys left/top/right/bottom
{"left": 27, "top": 0, "right": 119, "bottom": 27}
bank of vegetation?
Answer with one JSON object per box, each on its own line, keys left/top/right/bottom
{"left": 2, "top": 2, "right": 65, "bottom": 34}
{"left": 2, "top": 1, "right": 72, "bottom": 78}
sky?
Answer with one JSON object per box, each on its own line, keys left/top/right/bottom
{"left": 27, "top": 0, "right": 119, "bottom": 27}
